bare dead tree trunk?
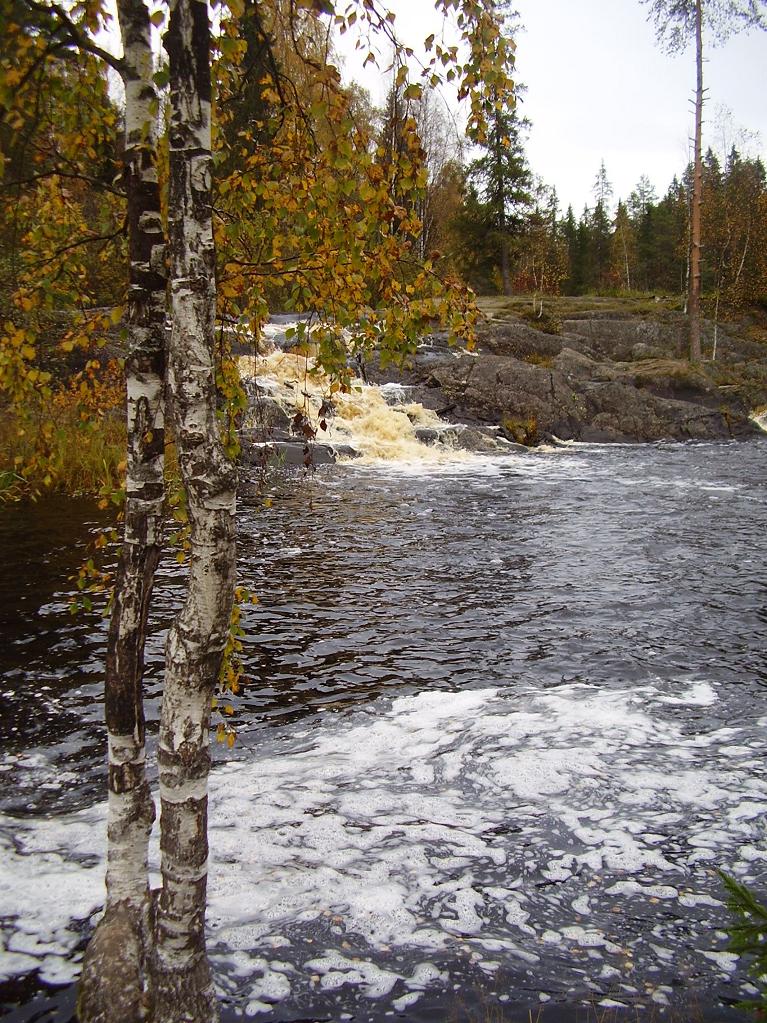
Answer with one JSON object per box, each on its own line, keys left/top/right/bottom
{"left": 689, "top": 0, "right": 704, "bottom": 361}
{"left": 152, "top": 1, "right": 236, "bottom": 1019}
{"left": 79, "top": 0, "right": 166, "bottom": 1018}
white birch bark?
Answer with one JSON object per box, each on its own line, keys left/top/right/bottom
{"left": 153, "top": 1, "right": 236, "bottom": 1018}
{"left": 733, "top": 221, "right": 751, "bottom": 289}
{"left": 79, "top": 0, "right": 166, "bottom": 1019}
{"left": 105, "top": 0, "right": 166, "bottom": 912}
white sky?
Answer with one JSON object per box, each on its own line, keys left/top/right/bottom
{"left": 336, "top": 0, "right": 767, "bottom": 215}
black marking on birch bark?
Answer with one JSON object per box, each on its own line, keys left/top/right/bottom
{"left": 158, "top": 744, "right": 211, "bottom": 784}
{"left": 109, "top": 760, "right": 151, "bottom": 795}
{"left": 159, "top": 799, "right": 210, "bottom": 871}
{"left": 105, "top": 519, "right": 161, "bottom": 735}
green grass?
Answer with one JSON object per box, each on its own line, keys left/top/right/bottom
{"left": 477, "top": 293, "right": 685, "bottom": 322}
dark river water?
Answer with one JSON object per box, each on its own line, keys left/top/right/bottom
{"left": 1, "top": 439, "right": 766, "bottom": 1022}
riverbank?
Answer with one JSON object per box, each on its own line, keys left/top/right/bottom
{"left": 4, "top": 299, "right": 765, "bottom": 498}
{"left": 364, "top": 297, "right": 767, "bottom": 447}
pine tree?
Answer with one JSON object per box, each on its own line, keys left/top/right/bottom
{"left": 560, "top": 204, "right": 580, "bottom": 294}
{"left": 628, "top": 175, "right": 658, "bottom": 222}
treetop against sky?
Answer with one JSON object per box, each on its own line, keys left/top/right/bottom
{"left": 90, "top": 0, "right": 765, "bottom": 213}
{"left": 335, "top": 0, "right": 767, "bottom": 213}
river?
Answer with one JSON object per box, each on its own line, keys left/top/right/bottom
{"left": 1, "top": 437, "right": 766, "bottom": 1021}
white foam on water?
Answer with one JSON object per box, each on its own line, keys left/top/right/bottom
{"left": 701, "top": 950, "right": 740, "bottom": 973}
{"left": 1, "top": 680, "right": 765, "bottom": 1011}
{"left": 657, "top": 681, "right": 718, "bottom": 706}
{"left": 343, "top": 454, "right": 507, "bottom": 478}
{"left": 0, "top": 803, "right": 106, "bottom": 984}
{"left": 304, "top": 952, "right": 400, "bottom": 998}
{"left": 377, "top": 382, "right": 416, "bottom": 406}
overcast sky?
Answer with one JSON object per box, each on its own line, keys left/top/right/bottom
{"left": 337, "top": 0, "right": 767, "bottom": 215}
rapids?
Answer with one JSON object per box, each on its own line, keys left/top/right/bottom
{"left": 0, "top": 393, "right": 766, "bottom": 1021}
{"left": 238, "top": 341, "right": 500, "bottom": 464}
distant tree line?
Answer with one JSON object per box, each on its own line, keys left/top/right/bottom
{"left": 372, "top": 77, "right": 767, "bottom": 311}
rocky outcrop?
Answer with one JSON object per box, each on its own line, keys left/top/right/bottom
{"left": 393, "top": 314, "right": 767, "bottom": 445}
{"left": 239, "top": 310, "right": 766, "bottom": 460}
{"left": 239, "top": 429, "right": 359, "bottom": 469}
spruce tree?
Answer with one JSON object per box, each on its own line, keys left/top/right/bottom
{"left": 464, "top": 77, "right": 531, "bottom": 293}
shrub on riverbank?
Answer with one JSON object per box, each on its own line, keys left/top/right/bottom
{"left": 720, "top": 873, "right": 767, "bottom": 1014}
{"left": 0, "top": 358, "right": 125, "bottom": 500}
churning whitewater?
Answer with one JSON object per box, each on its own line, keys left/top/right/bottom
{"left": 237, "top": 330, "right": 503, "bottom": 465}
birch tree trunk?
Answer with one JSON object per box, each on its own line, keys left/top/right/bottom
{"left": 79, "top": 0, "right": 166, "bottom": 1018}
{"left": 152, "top": 1, "right": 236, "bottom": 1018}
{"left": 689, "top": 0, "right": 704, "bottom": 361}
{"left": 734, "top": 221, "right": 751, "bottom": 289}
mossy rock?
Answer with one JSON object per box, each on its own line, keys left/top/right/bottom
{"left": 501, "top": 414, "right": 538, "bottom": 446}
{"left": 630, "top": 359, "right": 715, "bottom": 401}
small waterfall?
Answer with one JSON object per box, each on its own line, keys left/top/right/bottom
{"left": 378, "top": 382, "right": 416, "bottom": 406}
{"left": 238, "top": 348, "right": 478, "bottom": 465}
{"left": 332, "top": 386, "right": 466, "bottom": 461}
